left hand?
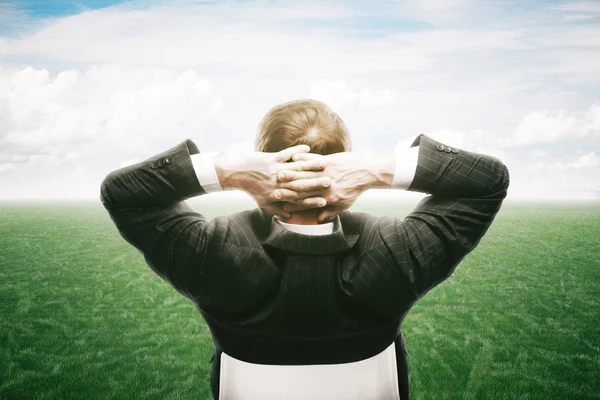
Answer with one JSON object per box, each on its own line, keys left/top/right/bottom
{"left": 214, "top": 145, "right": 333, "bottom": 221}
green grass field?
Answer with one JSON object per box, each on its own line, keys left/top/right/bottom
{"left": 1, "top": 199, "right": 599, "bottom": 399}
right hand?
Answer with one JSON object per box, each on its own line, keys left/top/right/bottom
{"left": 275, "top": 152, "right": 373, "bottom": 223}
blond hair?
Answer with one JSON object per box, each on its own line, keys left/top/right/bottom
{"left": 255, "top": 99, "right": 352, "bottom": 154}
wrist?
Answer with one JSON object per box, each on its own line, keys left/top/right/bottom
{"left": 365, "top": 155, "right": 395, "bottom": 189}
{"left": 214, "top": 153, "right": 239, "bottom": 191}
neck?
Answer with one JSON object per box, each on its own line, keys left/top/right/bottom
{"left": 276, "top": 209, "right": 320, "bottom": 225}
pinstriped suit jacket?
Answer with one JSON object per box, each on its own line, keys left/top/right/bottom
{"left": 100, "top": 133, "right": 509, "bottom": 400}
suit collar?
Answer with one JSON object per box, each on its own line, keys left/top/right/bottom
{"left": 257, "top": 209, "right": 360, "bottom": 255}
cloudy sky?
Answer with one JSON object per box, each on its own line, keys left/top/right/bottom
{"left": 1, "top": 0, "right": 599, "bottom": 201}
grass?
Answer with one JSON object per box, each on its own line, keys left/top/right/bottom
{"left": 0, "top": 199, "right": 599, "bottom": 399}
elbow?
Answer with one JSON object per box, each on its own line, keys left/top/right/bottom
{"left": 99, "top": 172, "right": 117, "bottom": 209}
{"left": 493, "top": 159, "right": 510, "bottom": 198}
{"left": 500, "top": 161, "right": 510, "bottom": 191}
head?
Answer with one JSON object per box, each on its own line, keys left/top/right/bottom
{"left": 255, "top": 99, "right": 352, "bottom": 224}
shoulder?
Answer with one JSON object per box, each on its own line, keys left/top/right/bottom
{"left": 210, "top": 208, "right": 269, "bottom": 247}
{"left": 341, "top": 211, "right": 399, "bottom": 253}
{"left": 340, "top": 211, "right": 386, "bottom": 234}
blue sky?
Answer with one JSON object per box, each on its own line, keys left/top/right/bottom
{"left": 0, "top": 0, "right": 599, "bottom": 200}
{"left": 8, "top": 0, "right": 124, "bottom": 17}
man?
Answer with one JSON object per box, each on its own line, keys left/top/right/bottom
{"left": 101, "top": 99, "right": 509, "bottom": 400}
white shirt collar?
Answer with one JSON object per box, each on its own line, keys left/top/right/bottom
{"left": 276, "top": 220, "right": 334, "bottom": 235}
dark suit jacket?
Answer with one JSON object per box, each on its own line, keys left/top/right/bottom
{"left": 100, "top": 134, "right": 509, "bottom": 400}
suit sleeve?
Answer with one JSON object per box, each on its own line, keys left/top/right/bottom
{"left": 379, "top": 133, "right": 510, "bottom": 302}
{"left": 100, "top": 139, "right": 226, "bottom": 299}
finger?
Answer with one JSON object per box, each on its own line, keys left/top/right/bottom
{"left": 278, "top": 177, "right": 332, "bottom": 191}
{"left": 261, "top": 206, "right": 290, "bottom": 220}
{"left": 281, "top": 159, "right": 327, "bottom": 172}
{"left": 275, "top": 145, "right": 311, "bottom": 162}
{"left": 277, "top": 170, "right": 323, "bottom": 182}
{"left": 261, "top": 204, "right": 291, "bottom": 221}
{"left": 317, "top": 209, "right": 338, "bottom": 223}
{"left": 274, "top": 188, "right": 326, "bottom": 202}
{"left": 283, "top": 197, "right": 327, "bottom": 211}
{"left": 291, "top": 153, "right": 323, "bottom": 162}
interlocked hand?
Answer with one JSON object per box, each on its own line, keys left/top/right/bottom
{"left": 275, "top": 152, "right": 371, "bottom": 223}
{"left": 216, "top": 145, "right": 333, "bottom": 221}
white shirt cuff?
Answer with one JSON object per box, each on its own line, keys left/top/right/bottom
{"left": 391, "top": 146, "right": 419, "bottom": 189}
{"left": 191, "top": 150, "right": 224, "bottom": 193}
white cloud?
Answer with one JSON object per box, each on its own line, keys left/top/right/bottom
{"left": 555, "top": 1, "right": 600, "bottom": 21}
{"left": 510, "top": 110, "right": 579, "bottom": 146}
{"left": 529, "top": 149, "right": 547, "bottom": 159}
{"left": 392, "top": 0, "right": 469, "bottom": 24}
{"left": 525, "top": 161, "right": 545, "bottom": 171}
{"left": 549, "top": 151, "right": 600, "bottom": 171}
{"left": 10, "top": 155, "right": 28, "bottom": 162}
{"left": 585, "top": 103, "right": 600, "bottom": 131}
{"left": 358, "top": 88, "right": 403, "bottom": 108}
{"left": 525, "top": 151, "right": 600, "bottom": 172}
{"left": 308, "top": 80, "right": 403, "bottom": 110}
{"left": 505, "top": 103, "right": 600, "bottom": 147}
{"left": 529, "top": 26, "right": 600, "bottom": 47}
{"left": 309, "top": 80, "right": 359, "bottom": 111}
{"left": 563, "top": 14, "right": 596, "bottom": 21}
{"left": 555, "top": 2, "right": 600, "bottom": 14}
{"left": 0, "top": 65, "right": 223, "bottom": 157}
{"left": 0, "top": 163, "right": 15, "bottom": 176}
{"left": 0, "top": 64, "right": 228, "bottom": 198}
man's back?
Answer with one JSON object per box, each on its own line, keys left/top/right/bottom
{"left": 101, "top": 133, "right": 509, "bottom": 400}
